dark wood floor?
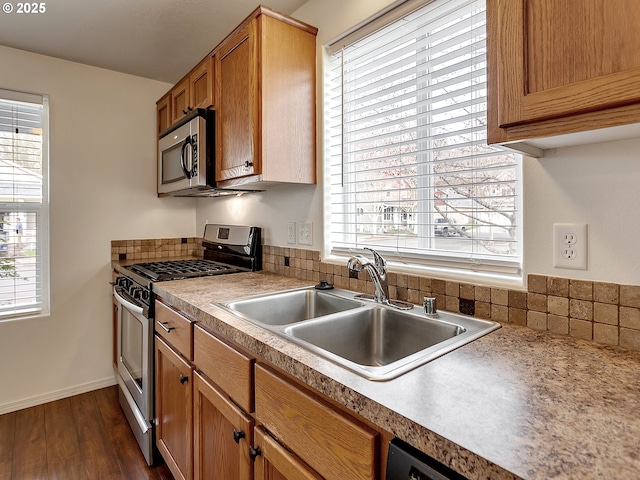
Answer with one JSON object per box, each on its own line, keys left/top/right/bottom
{"left": 0, "top": 386, "right": 173, "bottom": 480}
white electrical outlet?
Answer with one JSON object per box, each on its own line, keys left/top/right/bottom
{"left": 553, "top": 223, "right": 587, "bottom": 270}
{"left": 287, "top": 222, "right": 296, "bottom": 244}
{"left": 298, "top": 221, "right": 312, "bottom": 245}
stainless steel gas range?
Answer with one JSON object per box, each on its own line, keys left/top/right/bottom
{"left": 112, "top": 224, "right": 261, "bottom": 465}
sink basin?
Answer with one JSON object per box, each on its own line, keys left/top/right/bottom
{"left": 284, "top": 306, "right": 499, "bottom": 380}
{"left": 225, "top": 288, "right": 364, "bottom": 326}
{"left": 285, "top": 307, "right": 466, "bottom": 367}
{"left": 221, "top": 287, "right": 500, "bottom": 381}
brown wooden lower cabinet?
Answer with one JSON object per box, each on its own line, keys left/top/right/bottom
{"left": 154, "top": 300, "right": 389, "bottom": 480}
{"left": 155, "top": 335, "right": 194, "bottom": 480}
{"left": 255, "top": 363, "right": 379, "bottom": 480}
{"left": 253, "top": 426, "right": 323, "bottom": 480}
{"left": 193, "top": 371, "right": 254, "bottom": 480}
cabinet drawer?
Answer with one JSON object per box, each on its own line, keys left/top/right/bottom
{"left": 194, "top": 325, "right": 254, "bottom": 413}
{"left": 155, "top": 300, "right": 193, "bottom": 361}
{"left": 255, "top": 364, "right": 378, "bottom": 480}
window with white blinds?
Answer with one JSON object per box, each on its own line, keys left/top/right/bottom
{"left": 325, "top": 0, "right": 521, "bottom": 276}
{"left": 0, "top": 89, "right": 49, "bottom": 318}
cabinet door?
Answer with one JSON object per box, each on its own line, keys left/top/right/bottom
{"left": 171, "top": 77, "right": 191, "bottom": 124}
{"left": 489, "top": 0, "right": 640, "bottom": 140}
{"left": 215, "top": 20, "right": 259, "bottom": 181}
{"left": 255, "top": 364, "right": 378, "bottom": 480}
{"left": 253, "top": 427, "right": 322, "bottom": 480}
{"left": 156, "top": 336, "right": 193, "bottom": 480}
{"left": 156, "top": 93, "right": 172, "bottom": 136}
{"left": 190, "top": 57, "right": 214, "bottom": 109}
{"left": 193, "top": 372, "right": 253, "bottom": 480}
{"left": 112, "top": 298, "right": 118, "bottom": 370}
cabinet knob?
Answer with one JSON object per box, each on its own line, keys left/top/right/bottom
{"left": 233, "top": 429, "right": 245, "bottom": 444}
{"left": 179, "top": 374, "right": 189, "bottom": 384}
{"left": 248, "top": 446, "right": 261, "bottom": 460}
{"left": 244, "top": 161, "right": 253, "bottom": 168}
{"left": 182, "top": 109, "right": 188, "bottom": 115}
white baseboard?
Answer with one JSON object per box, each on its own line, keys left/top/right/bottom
{"left": 0, "top": 376, "right": 118, "bottom": 415}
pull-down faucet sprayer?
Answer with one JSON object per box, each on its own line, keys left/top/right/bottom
{"left": 347, "top": 248, "right": 412, "bottom": 310}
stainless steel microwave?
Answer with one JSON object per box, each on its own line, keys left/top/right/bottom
{"left": 158, "top": 109, "right": 216, "bottom": 196}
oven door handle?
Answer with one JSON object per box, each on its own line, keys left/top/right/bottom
{"left": 117, "top": 377, "right": 152, "bottom": 433}
{"left": 113, "top": 287, "right": 148, "bottom": 317}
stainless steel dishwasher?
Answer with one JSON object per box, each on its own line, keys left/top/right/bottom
{"left": 386, "top": 439, "right": 468, "bottom": 480}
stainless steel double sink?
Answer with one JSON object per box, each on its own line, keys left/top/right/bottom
{"left": 218, "top": 287, "right": 500, "bottom": 381}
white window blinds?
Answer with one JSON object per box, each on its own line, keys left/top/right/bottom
{"left": 325, "top": 0, "right": 521, "bottom": 276}
{"left": 0, "top": 89, "right": 49, "bottom": 318}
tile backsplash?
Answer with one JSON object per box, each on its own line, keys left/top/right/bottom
{"left": 111, "top": 238, "right": 203, "bottom": 262}
{"left": 110, "top": 239, "right": 640, "bottom": 353}
{"left": 262, "top": 245, "right": 640, "bottom": 353}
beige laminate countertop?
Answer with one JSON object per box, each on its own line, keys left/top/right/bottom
{"left": 131, "top": 269, "right": 640, "bottom": 480}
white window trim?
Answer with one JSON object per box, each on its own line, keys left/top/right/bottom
{"left": 322, "top": 0, "right": 523, "bottom": 286}
{"left": 0, "top": 88, "right": 50, "bottom": 320}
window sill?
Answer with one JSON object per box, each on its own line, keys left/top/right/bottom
{"left": 0, "top": 309, "right": 49, "bottom": 323}
{"left": 323, "top": 254, "right": 524, "bottom": 290}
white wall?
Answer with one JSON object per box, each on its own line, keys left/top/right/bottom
{"left": 196, "top": 0, "right": 640, "bottom": 287}
{"left": 0, "top": 45, "right": 196, "bottom": 412}
{"left": 524, "top": 138, "right": 640, "bottom": 285}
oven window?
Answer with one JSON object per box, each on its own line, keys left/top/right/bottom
{"left": 121, "top": 306, "right": 144, "bottom": 389}
{"left": 162, "top": 142, "right": 188, "bottom": 185}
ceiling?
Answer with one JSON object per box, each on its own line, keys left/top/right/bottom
{"left": 0, "top": 0, "right": 309, "bottom": 84}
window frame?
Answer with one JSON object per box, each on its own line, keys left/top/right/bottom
{"left": 0, "top": 88, "right": 50, "bottom": 320}
{"left": 322, "top": 0, "right": 523, "bottom": 284}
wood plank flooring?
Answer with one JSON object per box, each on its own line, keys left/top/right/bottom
{"left": 0, "top": 386, "right": 173, "bottom": 480}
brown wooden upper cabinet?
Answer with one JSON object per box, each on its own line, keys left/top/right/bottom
{"left": 189, "top": 56, "right": 215, "bottom": 110}
{"left": 156, "top": 93, "right": 172, "bottom": 136}
{"left": 215, "top": 21, "right": 258, "bottom": 182}
{"left": 169, "top": 56, "right": 214, "bottom": 127}
{"left": 214, "top": 8, "right": 317, "bottom": 187}
{"left": 487, "top": 0, "right": 640, "bottom": 152}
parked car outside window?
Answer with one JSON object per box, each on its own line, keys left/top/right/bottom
{"left": 434, "top": 218, "right": 466, "bottom": 237}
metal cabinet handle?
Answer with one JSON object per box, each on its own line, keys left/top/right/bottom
{"left": 244, "top": 161, "right": 254, "bottom": 168}
{"left": 233, "top": 429, "right": 245, "bottom": 444}
{"left": 179, "top": 374, "right": 189, "bottom": 384}
{"left": 248, "top": 446, "right": 261, "bottom": 460}
{"left": 157, "top": 321, "right": 174, "bottom": 333}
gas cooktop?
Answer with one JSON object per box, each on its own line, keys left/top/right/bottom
{"left": 118, "top": 224, "right": 261, "bottom": 288}
{"left": 130, "top": 258, "right": 241, "bottom": 282}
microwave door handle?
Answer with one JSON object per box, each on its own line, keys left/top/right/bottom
{"left": 180, "top": 135, "right": 193, "bottom": 179}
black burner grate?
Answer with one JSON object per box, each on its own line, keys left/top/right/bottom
{"left": 130, "top": 259, "right": 238, "bottom": 281}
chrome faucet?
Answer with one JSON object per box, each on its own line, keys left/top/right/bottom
{"left": 347, "top": 248, "right": 390, "bottom": 304}
{"left": 347, "top": 248, "right": 412, "bottom": 310}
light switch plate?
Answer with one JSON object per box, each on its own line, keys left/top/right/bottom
{"left": 298, "top": 221, "right": 312, "bottom": 245}
{"left": 287, "top": 222, "right": 296, "bottom": 244}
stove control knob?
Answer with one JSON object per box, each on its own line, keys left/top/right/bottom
{"left": 115, "top": 277, "right": 130, "bottom": 289}
{"left": 131, "top": 287, "right": 143, "bottom": 300}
